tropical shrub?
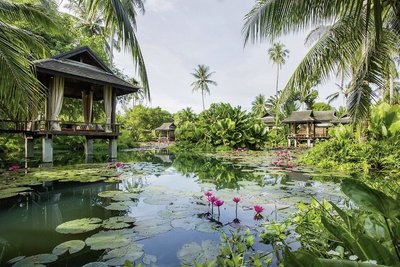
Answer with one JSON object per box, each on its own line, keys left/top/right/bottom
{"left": 175, "top": 103, "right": 268, "bottom": 150}
{"left": 120, "top": 105, "right": 173, "bottom": 142}
{"left": 299, "top": 104, "right": 400, "bottom": 173}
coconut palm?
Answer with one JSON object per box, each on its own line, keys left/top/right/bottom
{"left": 0, "top": 0, "right": 56, "bottom": 119}
{"left": 243, "top": 1, "right": 400, "bottom": 121}
{"left": 251, "top": 94, "right": 268, "bottom": 117}
{"left": 190, "top": 65, "right": 217, "bottom": 111}
{"left": 268, "top": 42, "right": 289, "bottom": 96}
{"left": 83, "top": 0, "right": 150, "bottom": 100}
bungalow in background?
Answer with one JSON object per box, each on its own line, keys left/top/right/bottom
{"left": 283, "top": 110, "right": 350, "bottom": 147}
{"left": 260, "top": 113, "right": 275, "bottom": 129}
{"left": 155, "top": 122, "right": 176, "bottom": 142}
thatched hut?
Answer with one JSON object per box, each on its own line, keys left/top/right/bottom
{"left": 155, "top": 122, "right": 176, "bottom": 141}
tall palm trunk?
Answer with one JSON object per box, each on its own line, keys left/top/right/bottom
{"left": 389, "top": 75, "right": 394, "bottom": 104}
{"left": 275, "top": 65, "right": 280, "bottom": 97}
{"left": 201, "top": 90, "right": 205, "bottom": 111}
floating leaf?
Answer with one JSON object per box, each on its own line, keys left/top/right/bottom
{"left": 102, "top": 216, "right": 135, "bottom": 230}
{"left": 104, "top": 201, "right": 136, "bottom": 211}
{"left": 12, "top": 254, "right": 57, "bottom": 267}
{"left": 142, "top": 254, "right": 157, "bottom": 265}
{"left": 142, "top": 194, "right": 177, "bottom": 205}
{"left": 134, "top": 219, "right": 172, "bottom": 238}
{"left": 177, "top": 240, "right": 219, "bottom": 266}
{"left": 103, "top": 243, "right": 144, "bottom": 266}
{"left": 98, "top": 190, "right": 124, "bottom": 198}
{"left": 195, "top": 222, "right": 219, "bottom": 233}
{"left": 85, "top": 230, "right": 132, "bottom": 250}
{"left": 171, "top": 217, "right": 203, "bottom": 231}
{"left": 0, "top": 187, "right": 31, "bottom": 199}
{"left": 56, "top": 218, "right": 102, "bottom": 234}
{"left": 52, "top": 240, "right": 85, "bottom": 256}
{"left": 81, "top": 262, "right": 108, "bottom": 267}
{"left": 8, "top": 256, "right": 25, "bottom": 264}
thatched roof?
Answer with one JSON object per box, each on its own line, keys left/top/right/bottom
{"left": 314, "top": 111, "right": 337, "bottom": 122}
{"left": 34, "top": 47, "right": 139, "bottom": 100}
{"left": 155, "top": 122, "right": 176, "bottom": 131}
{"left": 332, "top": 115, "right": 352, "bottom": 124}
{"left": 261, "top": 115, "right": 275, "bottom": 125}
{"left": 283, "top": 111, "right": 314, "bottom": 123}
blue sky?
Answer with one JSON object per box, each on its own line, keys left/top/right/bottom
{"left": 114, "top": 0, "right": 339, "bottom": 113}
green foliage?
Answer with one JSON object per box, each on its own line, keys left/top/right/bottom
{"left": 313, "top": 102, "right": 334, "bottom": 111}
{"left": 284, "top": 179, "right": 400, "bottom": 265}
{"left": 173, "top": 108, "right": 197, "bottom": 126}
{"left": 300, "top": 104, "right": 400, "bottom": 173}
{"left": 120, "top": 105, "right": 172, "bottom": 142}
{"left": 175, "top": 103, "right": 268, "bottom": 150}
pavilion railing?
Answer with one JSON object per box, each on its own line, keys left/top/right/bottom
{"left": 287, "top": 133, "right": 330, "bottom": 139}
{"left": 34, "top": 120, "right": 120, "bottom": 135}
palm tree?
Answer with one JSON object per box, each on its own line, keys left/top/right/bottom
{"left": 83, "top": 0, "right": 150, "bottom": 100}
{"left": 251, "top": 94, "right": 268, "bottom": 117}
{"left": 0, "top": 0, "right": 56, "bottom": 120}
{"left": 190, "top": 65, "right": 217, "bottom": 111}
{"left": 243, "top": 0, "right": 400, "bottom": 121}
{"left": 268, "top": 42, "right": 289, "bottom": 96}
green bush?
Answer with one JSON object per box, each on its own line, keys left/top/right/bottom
{"left": 175, "top": 103, "right": 268, "bottom": 150}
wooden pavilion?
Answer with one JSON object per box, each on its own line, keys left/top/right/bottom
{"left": 260, "top": 113, "right": 275, "bottom": 129}
{"left": 2, "top": 46, "right": 139, "bottom": 162}
{"left": 155, "top": 122, "right": 176, "bottom": 142}
{"left": 283, "top": 110, "right": 349, "bottom": 147}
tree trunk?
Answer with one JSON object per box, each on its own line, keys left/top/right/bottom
{"left": 389, "top": 75, "right": 394, "bottom": 105}
{"left": 202, "top": 90, "right": 205, "bottom": 111}
{"left": 276, "top": 65, "right": 280, "bottom": 97}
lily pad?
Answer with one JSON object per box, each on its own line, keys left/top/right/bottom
{"left": 56, "top": 218, "right": 102, "bottom": 234}
{"left": 52, "top": 240, "right": 85, "bottom": 255}
{"left": 134, "top": 219, "right": 172, "bottom": 238}
{"left": 0, "top": 187, "right": 31, "bottom": 199}
{"left": 142, "top": 254, "right": 157, "bottom": 265}
{"left": 171, "top": 217, "right": 202, "bottom": 231}
{"left": 195, "top": 222, "right": 219, "bottom": 233}
{"left": 12, "top": 254, "right": 58, "bottom": 267}
{"left": 142, "top": 194, "right": 177, "bottom": 205}
{"left": 81, "top": 262, "right": 108, "bottom": 267}
{"left": 8, "top": 256, "right": 25, "bottom": 264}
{"left": 103, "top": 243, "right": 144, "bottom": 266}
{"left": 98, "top": 190, "right": 124, "bottom": 198}
{"left": 102, "top": 216, "right": 136, "bottom": 230}
{"left": 177, "top": 240, "right": 219, "bottom": 266}
{"left": 104, "top": 201, "right": 136, "bottom": 211}
{"left": 85, "top": 230, "right": 131, "bottom": 250}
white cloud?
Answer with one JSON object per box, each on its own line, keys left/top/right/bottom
{"left": 145, "top": 0, "right": 175, "bottom": 13}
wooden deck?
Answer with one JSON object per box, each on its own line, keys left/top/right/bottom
{"left": 287, "top": 134, "right": 330, "bottom": 140}
{"left": 0, "top": 120, "right": 120, "bottom": 138}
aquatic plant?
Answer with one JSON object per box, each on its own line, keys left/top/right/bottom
{"left": 272, "top": 151, "right": 294, "bottom": 170}
{"left": 233, "top": 197, "right": 240, "bottom": 218}
{"left": 8, "top": 165, "right": 20, "bottom": 171}
{"left": 209, "top": 195, "right": 217, "bottom": 214}
{"left": 254, "top": 205, "right": 264, "bottom": 220}
{"left": 115, "top": 162, "right": 123, "bottom": 168}
{"left": 214, "top": 199, "right": 224, "bottom": 216}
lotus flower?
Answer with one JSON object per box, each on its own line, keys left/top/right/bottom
{"left": 8, "top": 165, "right": 20, "bottom": 171}
{"left": 209, "top": 196, "right": 217, "bottom": 214}
{"left": 233, "top": 197, "right": 240, "bottom": 218}
{"left": 115, "top": 162, "right": 123, "bottom": 168}
{"left": 214, "top": 199, "right": 224, "bottom": 216}
{"left": 204, "top": 191, "right": 213, "bottom": 198}
{"left": 254, "top": 205, "right": 264, "bottom": 214}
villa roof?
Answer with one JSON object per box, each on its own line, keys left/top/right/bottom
{"left": 283, "top": 111, "right": 314, "bottom": 123}
{"left": 332, "top": 115, "right": 352, "bottom": 124}
{"left": 155, "top": 122, "right": 176, "bottom": 131}
{"left": 261, "top": 114, "right": 275, "bottom": 125}
{"left": 314, "top": 111, "right": 337, "bottom": 122}
{"left": 34, "top": 47, "right": 139, "bottom": 99}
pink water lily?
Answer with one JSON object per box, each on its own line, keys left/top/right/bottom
{"left": 214, "top": 199, "right": 224, "bottom": 216}
{"left": 115, "top": 162, "right": 123, "bottom": 168}
{"left": 8, "top": 165, "right": 20, "bottom": 171}
{"left": 209, "top": 196, "right": 217, "bottom": 204}
{"left": 254, "top": 205, "right": 264, "bottom": 214}
{"left": 204, "top": 191, "right": 213, "bottom": 198}
{"left": 233, "top": 197, "right": 240, "bottom": 203}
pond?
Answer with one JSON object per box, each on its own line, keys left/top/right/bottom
{"left": 0, "top": 150, "right": 347, "bottom": 266}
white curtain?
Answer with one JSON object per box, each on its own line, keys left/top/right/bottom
{"left": 82, "top": 90, "right": 93, "bottom": 126}
{"left": 104, "top": 85, "right": 112, "bottom": 132}
{"left": 50, "top": 76, "right": 64, "bottom": 131}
